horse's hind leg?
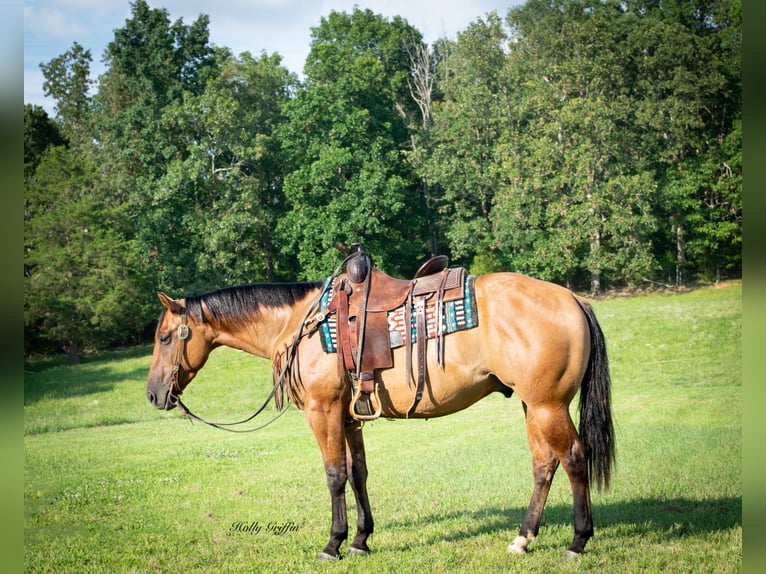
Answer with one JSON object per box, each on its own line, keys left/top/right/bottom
{"left": 345, "top": 418, "right": 374, "bottom": 555}
{"left": 509, "top": 403, "right": 593, "bottom": 557}
{"left": 508, "top": 401, "right": 560, "bottom": 555}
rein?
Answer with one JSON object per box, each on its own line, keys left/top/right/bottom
{"left": 166, "top": 272, "right": 343, "bottom": 433}
{"left": 172, "top": 384, "right": 291, "bottom": 433}
{"left": 167, "top": 317, "right": 296, "bottom": 432}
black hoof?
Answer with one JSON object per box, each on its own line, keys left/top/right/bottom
{"left": 318, "top": 551, "right": 341, "bottom": 561}
{"left": 348, "top": 546, "right": 370, "bottom": 557}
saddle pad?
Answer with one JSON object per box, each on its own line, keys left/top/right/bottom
{"left": 318, "top": 275, "right": 478, "bottom": 354}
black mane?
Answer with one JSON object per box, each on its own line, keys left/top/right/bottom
{"left": 185, "top": 281, "right": 323, "bottom": 327}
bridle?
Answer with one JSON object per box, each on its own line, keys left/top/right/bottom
{"left": 163, "top": 285, "right": 331, "bottom": 433}
{"left": 162, "top": 311, "right": 291, "bottom": 432}
{"left": 168, "top": 317, "right": 190, "bottom": 404}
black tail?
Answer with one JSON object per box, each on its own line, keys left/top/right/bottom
{"left": 575, "top": 298, "right": 616, "bottom": 491}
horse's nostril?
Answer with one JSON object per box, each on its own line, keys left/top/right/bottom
{"left": 147, "top": 390, "right": 156, "bottom": 405}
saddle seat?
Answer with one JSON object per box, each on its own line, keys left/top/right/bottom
{"left": 362, "top": 264, "right": 464, "bottom": 312}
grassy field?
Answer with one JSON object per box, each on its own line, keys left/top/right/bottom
{"left": 24, "top": 282, "right": 742, "bottom": 573}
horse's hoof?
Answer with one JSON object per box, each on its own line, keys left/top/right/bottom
{"left": 347, "top": 546, "right": 370, "bottom": 557}
{"left": 318, "top": 552, "right": 340, "bottom": 561}
{"left": 507, "top": 536, "right": 528, "bottom": 555}
{"left": 564, "top": 550, "right": 581, "bottom": 559}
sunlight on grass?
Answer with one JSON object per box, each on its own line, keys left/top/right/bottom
{"left": 24, "top": 283, "right": 741, "bottom": 572}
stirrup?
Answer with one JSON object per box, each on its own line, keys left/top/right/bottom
{"left": 349, "top": 383, "right": 382, "bottom": 421}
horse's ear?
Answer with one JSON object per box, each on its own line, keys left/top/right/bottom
{"left": 157, "top": 292, "right": 185, "bottom": 315}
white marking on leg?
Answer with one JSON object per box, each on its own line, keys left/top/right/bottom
{"left": 507, "top": 535, "right": 531, "bottom": 555}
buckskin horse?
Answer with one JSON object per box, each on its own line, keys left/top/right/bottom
{"left": 146, "top": 249, "right": 615, "bottom": 560}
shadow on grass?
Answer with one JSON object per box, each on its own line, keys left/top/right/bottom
{"left": 24, "top": 344, "right": 154, "bottom": 405}
{"left": 24, "top": 364, "right": 150, "bottom": 405}
{"left": 378, "top": 495, "right": 741, "bottom": 549}
{"left": 24, "top": 344, "right": 153, "bottom": 373}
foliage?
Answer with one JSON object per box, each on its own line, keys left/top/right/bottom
{"left": 152, "top": 50, "right": 297, "bottom": 287}
{"left": 93, "top": 0, "right": 220, "bottom": 293}
{"left": 24, "top": 104, "right": 66, "bottom": 179}
{"left": 39, "top": 42, "right": 93, "bottom": 145}
{"left": 414, "top": 12, "right": 509, "bottom": 266}
{"left": 23, "top": 0, "right": 741, "bottom": 357}
{"left": 277, "top": 8, "right": 428, "bottom": 278}
{"left": 24, "top": 146, "right": 153, "bottom": 362}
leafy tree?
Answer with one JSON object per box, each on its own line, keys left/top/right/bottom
{"left": 277, "top": 8, "right": 428, "bottom": 278}
{"left": 24, "top": 104, "right": 66, "bottom": 180}
{"left": 95, "top": 0, "right": 217, "bottom": 185}
{"left": 93, "top": 0, "right": 219, "bottom": 293}
{"left": 415, "top": 12, "right": 509, "bottom": 268}
{"left": 154, "top": 50, "right": 297, "bottom": 289}
{"left": 660, "top": 119, "right": 742, "bottom": 282}
{"left": 490, "top": 0, "right": 658, "bottom": 292}
{"left": 627, "top": 0, "right": 742, "bottom": 283}
{"left": 24, "top": 146, "right": 152, "bottom": 362}
{"left": 25, "top": 0, "right": 223, "bottom": 360}
{"left": 39, "top": 42, "right": 93, "bottom": 145}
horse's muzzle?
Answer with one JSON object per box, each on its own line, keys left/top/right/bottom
{"left": 146, "top": 388, "right": 178, "bottom": 411}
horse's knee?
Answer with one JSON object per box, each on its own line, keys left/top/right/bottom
{"left": 325, "top": 464, "right": 347, "bottom": 492}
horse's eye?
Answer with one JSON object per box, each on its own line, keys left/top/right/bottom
{"left": 160, "top": 333, "right": 171, "bottom": 345}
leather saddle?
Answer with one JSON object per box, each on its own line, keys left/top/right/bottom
{"left": 326, "top": 247, "right": 466, "bottom": 421}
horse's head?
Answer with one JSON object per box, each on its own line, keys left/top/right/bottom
{"left": 146, "top": 292, "right": 217, "bottom": 410}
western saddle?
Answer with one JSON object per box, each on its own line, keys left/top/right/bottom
{"left": 321, "top": 245, "right": 467, "bottom": 421}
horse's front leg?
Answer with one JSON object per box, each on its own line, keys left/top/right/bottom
{"left": 306, "top": 401, "right": 349, "bottom": 560}
{"left": 322, "top": 460, "right": 348, "bottom": 560}
{"left": 345, "top": 417, "right": 374, "bottom": 555}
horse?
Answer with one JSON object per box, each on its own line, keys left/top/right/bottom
{"left": 146, "top": 262, "right": 615, "bottom": 560}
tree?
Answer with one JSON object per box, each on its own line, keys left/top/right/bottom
{"left": 277, "top": 8, "right": 428, "bottom": 278}
{"left": 25, "top": 0, "right": 226, "bottom": 360}
{"left": 490, "top": 0, "right": 659, "bottom": 293}
{"left": 24, "top": 146, "right": 152, "bottom": 362}
{"left": 402, "top": 35, "right": 441, "bottom": 255}
{"left": 24, "top": 104, "right": 66, "bottom": 180}
{"left": 416, "top": 12, "right": 509, "bottom": 269}
{"left": 93, "top": 0, "right": 219, "bottom": 293}
{"left": 154, "top": 50, "right": 297, "bottom": 288}
{"left": 627, "top": 0, "right": 742, "bottom": 283}
{"left": 95, "top": 0, "right": 217, "bottom": 184}
{"left": 39, "top": 42, "right": 93, "bottom": 145}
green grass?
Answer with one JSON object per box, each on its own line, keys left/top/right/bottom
{"left": 24, "top": 283, "right": 742, "bottom": 573}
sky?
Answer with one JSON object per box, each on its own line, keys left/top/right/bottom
{"left": 24, "top": 0, "right": 523, "bottom": 114}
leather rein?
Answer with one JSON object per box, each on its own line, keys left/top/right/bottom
{"left": 164, "top": 254, "right": 358, "bottom": 433}
{"left": 166, "top": 297, "right": 318, "bottom": 433}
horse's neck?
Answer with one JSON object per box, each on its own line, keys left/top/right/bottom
{"left": 212, "top": 295, "right": 316, "bottom": 359}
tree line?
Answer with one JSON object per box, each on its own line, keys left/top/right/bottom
{"left": 24, "top": 0, "right": 741, "bottom": 361}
